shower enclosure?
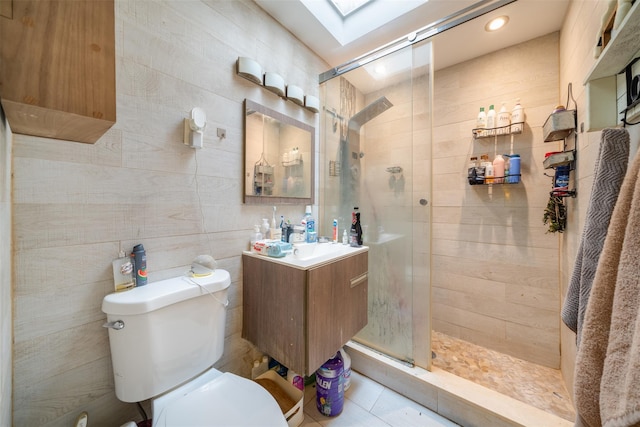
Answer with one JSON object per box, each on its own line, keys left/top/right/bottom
{"left": 319, "top": 41, "right": 433, "bottom": 368}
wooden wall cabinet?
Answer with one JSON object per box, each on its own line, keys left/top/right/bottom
{"left": 242, "top": 250, "right": 368, "bottom": 376}
{"left": 0, "top": 0, "right": 116, "bottom": 143}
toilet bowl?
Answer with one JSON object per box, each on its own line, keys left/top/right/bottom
{"left": 102, "top": 269, "right": 287, "bottom": 427}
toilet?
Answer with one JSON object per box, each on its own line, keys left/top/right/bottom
{"left": 102, "top": 269, "right": 287, "bottom": 427}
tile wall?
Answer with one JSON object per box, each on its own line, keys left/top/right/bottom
{"left": 9, "top": 1, "right": 327, "bottom": 425}
{"left": 558, "top": 0, "right": 640, "bottom": 397}
{"left": 431, "top": 33, "right": 563, "bottom": 368}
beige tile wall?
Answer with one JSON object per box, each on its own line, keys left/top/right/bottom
{"left": 558, "top": 0, "right": 640, "bottom": 398}
{"left": 1, "top": 108, "right": 12, "bottom": 427}
{"left": 431, "top": 33, "right": 563, "bottom": 368}
{"left": 10, "top": 1, "right": 327, "bottom": 426}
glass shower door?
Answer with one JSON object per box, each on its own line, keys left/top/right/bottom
{"left": 320, "top": 40, "right": 432, "bottom": 368}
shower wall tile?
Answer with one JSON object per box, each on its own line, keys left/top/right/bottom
{"left": 431, "top": 32, "right": 562, "bottom": 368}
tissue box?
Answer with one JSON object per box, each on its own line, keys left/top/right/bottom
{"left": 255, "top": 370, "right": 304, "bottom": 427}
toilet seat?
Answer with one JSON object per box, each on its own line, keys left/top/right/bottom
{"left": 152, "top": 369, "right": 287, "bottom": 427}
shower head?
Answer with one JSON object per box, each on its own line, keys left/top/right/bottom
{"left": 349, "top": 96, "right": 393, "bottom": 129}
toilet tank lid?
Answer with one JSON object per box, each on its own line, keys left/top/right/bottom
{"left": 102, "top": 269, "right": 231, "bottom": 316}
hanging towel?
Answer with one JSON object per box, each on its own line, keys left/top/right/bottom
{"left": 574, "top": 141, "right": 640, "bottom": 427}
{"left": 562, "top": 128, "right": 630, "bottom": 345}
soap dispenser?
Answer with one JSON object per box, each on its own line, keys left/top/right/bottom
{"left": 261, "top": 218, "right": 270, "bottom": 239}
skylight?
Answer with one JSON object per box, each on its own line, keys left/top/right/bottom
{"left": 329, "top": 0, "right": 373, "bottom": 17}
{"left": 302, "top": 0, "right": 428, "bottom": 46}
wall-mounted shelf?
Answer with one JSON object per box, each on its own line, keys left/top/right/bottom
{"left": 468, "top": 174, "right": 521, "bottom": 186}
{"left": 542, "top": 107, "right": 577, "bottom": 198}
{"left": 543, "top": 110, "right": 576, "bottom": 142}
{"left": 543, "top": 150, "right": 575, "bottom": 169}
{"left": 584, "top": 0, "right": 640, "bottom": 130}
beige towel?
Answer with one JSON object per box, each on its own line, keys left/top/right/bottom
{"left": 574, "top": 147, "right": 640, "bottom": 427}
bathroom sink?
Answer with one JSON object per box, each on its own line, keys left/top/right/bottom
{"left": 243, "top": 242, "right": 368, "bottom": 269}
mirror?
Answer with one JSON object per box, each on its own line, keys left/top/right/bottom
{"left": 244, "top": 99, "right": 315, "bottom": 205}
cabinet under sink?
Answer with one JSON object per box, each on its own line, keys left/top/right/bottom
{"left": 242, "top": 245, "right": 369, "bottom": 376}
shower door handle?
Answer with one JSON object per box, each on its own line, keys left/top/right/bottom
{"left": 419, "top": 198, "right": 428, "bottom": 206}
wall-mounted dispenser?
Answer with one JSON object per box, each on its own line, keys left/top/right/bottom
{"left": 184, "top": 107, "right": 207, "bottom": 149}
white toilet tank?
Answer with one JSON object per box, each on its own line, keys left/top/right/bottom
{"left": 102, "top": 269, "right": 231, "bottom": 403}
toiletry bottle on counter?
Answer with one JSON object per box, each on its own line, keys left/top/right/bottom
{"left": 350, "top": 207, "right": 362, "bottom": 247}
{"left": 342, "top": 229, "right": 348, "bottom": 245}
{"left": 332, "top": 219, "right": 338, "bottom": 243}
{"left": 261, "top": 218, "right": 270, "bottom": 237}
{"left": 270, "top": 209, "right": 281, "bottom": 241}
{"left": 250, "top": 225, "right": 263, "bottom": 251}
{"left": 304, "top": 205, "right": 316, "bottom": 243}
{"left": 131, "top": 244, "right": 147, "bottom": 287}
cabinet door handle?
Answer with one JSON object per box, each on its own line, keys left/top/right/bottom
{"left": 350, "top": 272, "right": 368, "bottom": 288}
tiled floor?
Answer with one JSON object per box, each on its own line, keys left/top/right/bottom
{"left": 431, "top": 331, "right": 576, "bottom": 422}
{"left": 300, "top": 370, "right": 458, "bottom": 426}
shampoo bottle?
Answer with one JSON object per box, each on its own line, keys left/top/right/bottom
{"left": 511, "top": 98, "right": 525, "bottom": 132}
{"left": 486, "top": 104, "right": 496, "bottom": 130}
{"left": 332, "top": 219, "right": 338, "bottom": 243}
{"left": 497, "top": 102, "right": 510, "bottom": 134}
{"left": 509, "top": 154, "right": 521, "bottom": 183}
{"left": 131, "top": 244, "right": 147, "bottom": 287}
{"left": 476, "top": 107, "right": 487, "bottom": 136}
{"left": 493, "top": 154, "right": 505, "bottom": 184}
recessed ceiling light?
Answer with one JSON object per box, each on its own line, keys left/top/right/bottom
{"left": 485, "top": 15, "right": 509, "bottom": 32}
{"left": 374, "top": 64, "right": 386, "bottom": 75}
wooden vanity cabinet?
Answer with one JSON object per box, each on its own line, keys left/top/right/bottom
{"left": 0, "top": 0, "right": 116, "bottom": 143}
{"left": 242, "top": 251, "right": 368, "bottom": 376}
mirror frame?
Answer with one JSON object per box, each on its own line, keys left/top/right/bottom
{"left": 243, "top": 99, "right": 315, "bottom": 205}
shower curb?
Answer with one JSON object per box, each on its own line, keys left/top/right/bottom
{"left": 345, "top": 341, "right": 573, "bottom": 427}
